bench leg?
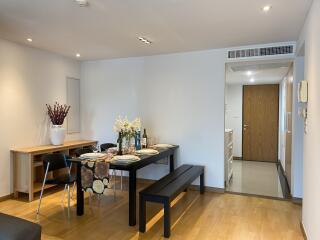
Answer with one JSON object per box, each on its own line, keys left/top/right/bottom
{"left": 139, "top": 195, "right": 146, "bottom": 233}
{"left": 164, "top": 200, "right": 171, "bottom": 238}
{"left": 200, "top": 172, "right": 205, "bottom": 194}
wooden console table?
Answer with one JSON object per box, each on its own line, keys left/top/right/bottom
{"left": 11, "top": 140, "right": 97, "bottom": 202}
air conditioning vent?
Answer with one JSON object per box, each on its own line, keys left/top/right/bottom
{"left": 228, "top": 45, "right": 294, "bottom": 59}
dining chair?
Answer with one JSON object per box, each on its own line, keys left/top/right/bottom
{"left": 36, "top": 153, "right": 76, "bottom": 215}
{"left": 100, "top": 143, "right": 124, "bottom": 190}
{"left": 74, "top": 147, "right": 94, "bottom": 157}
{"left": 100, "top": 143, "right": 117, "bottom": 152}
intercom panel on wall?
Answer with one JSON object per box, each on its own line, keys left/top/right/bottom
{"left": 298, "top": 80, "right": 308, "bottom": 103}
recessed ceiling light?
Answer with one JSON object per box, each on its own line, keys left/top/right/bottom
{"left": 262, "top": 5, "right": 272, "bottom": 12}
{"left": 250, "top": 78, "right": 255, "bottom": 83}
{"left": 27, "top": 38, "right": 32, "bottom": 42}
{"left": 76, "top": 53, "right": 81, "bottom": 58}
{"left": 246, "top": 71, "right": 253, "bottom": 76}
{"left": 75, "top": 0, "right": 89, "bottom": 7}
{"left": 138, "top": 37, "right": 152, "bottom": 45}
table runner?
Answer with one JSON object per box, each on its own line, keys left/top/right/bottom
{"left": 81, "top": 154, "right": 113, "bottom": 195}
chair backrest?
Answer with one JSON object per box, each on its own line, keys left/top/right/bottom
{"left": 42, "top": 153, "right": 68, "bottom": 172}
{"left": 74, "top": 147, "right": 93, "bottom": 157}
{"left": 100, "top": 143, "right": 117, "bottom": 152}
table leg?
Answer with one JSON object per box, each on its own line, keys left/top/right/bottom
{"left": 76, "top": 163, "right": 84, "bottom": 216}
{"left": 169, "top": 154, "right": 175, "bottom": 173}
{"left": 28, "top": 154, "right": 34, "bottom": 202}
{"left": 11, "top": 152, "right": 18, "bottom": 198}
{"left": 129, "top": 170, "right": 137, "bottom": 226}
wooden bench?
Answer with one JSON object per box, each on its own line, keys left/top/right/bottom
{"left": 139, "top": 164, "right": 205, "bottom": 238}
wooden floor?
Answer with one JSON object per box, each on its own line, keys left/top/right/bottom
{"left": 0, "top": 181, "right": 303, "bottom": 240}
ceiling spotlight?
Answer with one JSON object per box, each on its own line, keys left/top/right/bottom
{"left": 138, "top": 37, "right": 152, "bottom": 45}
{"left": 250, "top": 78, "right": 255, "bottom": 83}
{"left": 262, "top": 5, "right": 272, "bottom": 12}
{"left": 75, "top": 0, "right": 89, "bottom": 7}
{"left": 27, "top": 38, "right": 32, "bottom": 42}
{"left": 246, "top": 71, "right": 253, "bottom": 76}
{"left": 76, "top": 53, "right": 81, "bottom": 58}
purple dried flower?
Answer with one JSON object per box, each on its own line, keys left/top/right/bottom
{"left": 46, "top": 102, "right": 71, "bottom": 125}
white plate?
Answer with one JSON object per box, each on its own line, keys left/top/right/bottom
{"left": 112, "top": 155, "right": 141, "bottom": 162}
{"left": 152, "top": 144, "right": 174, "bottom": 149}
{"left": 80, "top": 152, "right": 107, "bottom": 159}
{"left": 135, "top": 149, "right": 159, "bottom": 155}
{"left": 106, "top": 147, "right": 118, "bottom": 153}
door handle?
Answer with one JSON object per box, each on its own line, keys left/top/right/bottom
{"left": 244, "top": 124, "right": 249, "bottom": 127}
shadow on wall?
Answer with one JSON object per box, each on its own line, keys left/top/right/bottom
{"left": 81, "top": 109, "right": 95, "bottom": 140}
{"left": 36, "top": 111, "right": 50, "bottom": 145}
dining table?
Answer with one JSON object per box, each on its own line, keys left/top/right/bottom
{"left": 68, "top": 145, "right": 179, "bottom": 226}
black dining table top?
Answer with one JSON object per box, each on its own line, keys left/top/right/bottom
{"left": 68, "top": 145, "right": 179, "bottom": 171}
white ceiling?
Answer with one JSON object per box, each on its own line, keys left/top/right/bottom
{"left": 226, "top": 61, "right": 291, "bottom": 85}
{"left": 0, "top": 0, "right": 312, "bottom": 60}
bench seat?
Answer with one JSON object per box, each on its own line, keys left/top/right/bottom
{"left": 139, "top": 164, "right": 204, "bottom": 238}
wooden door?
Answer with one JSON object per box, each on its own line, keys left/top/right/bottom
{"left": 243, "top": 84, "right": 279, "bottom": 162}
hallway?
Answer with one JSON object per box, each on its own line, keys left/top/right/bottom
{"left": 227, "top": 160, "right": 284, "bottom": 198}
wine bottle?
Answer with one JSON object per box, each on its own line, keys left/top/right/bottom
{"left": 117, "top": 131, "right": 123, "bottom": 155}
{"left": 135, "top": 130, "right": 141, "bottom": 150}
{"left": 142, "top": 128, "right": 148, "bottom": 148}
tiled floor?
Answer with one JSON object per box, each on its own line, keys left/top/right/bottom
{"left": 226, "top": 160, "right": 284, "bottom": 198}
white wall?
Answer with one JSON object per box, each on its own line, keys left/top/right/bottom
{"left": 80, "top": 58, "right": 144, "bottom": 144}
{"left": 279, "top": 78, "right": 285, "bottom": 166}
{"left": 225, "top": 84, "right": 243, "bottom": 157}
{"left": 297, "top": 0, "right": 320, "bottom": 238}
{"left": 81, "top": 49, "right": 226, "bottom": 189}
{"left": 279, "top": 70, "right": 290, "bottom": 170}
{"left": 140, "top": 50, "right": 226, "bottom": 187}
{"left": 279, "top": 63, "right": 304, "bottom": 198}
{"left": 291, "top": 57, "right": 304, "bottom": 198}
{"left": 0, "top": 38, "right": 81, "bottom": 197}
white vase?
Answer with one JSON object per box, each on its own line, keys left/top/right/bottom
{"left": 50, "top": 125, "right": 66, "bottom": 145}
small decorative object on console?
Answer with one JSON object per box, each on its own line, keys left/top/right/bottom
{"left": 46, "top": 102, "right": 70, "bottom": 145}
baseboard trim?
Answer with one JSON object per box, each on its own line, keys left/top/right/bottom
{"left": 300, "top": 222, "right": 308, "bottom": 240}
{"left": 189, "top": 185, "right": 225, "bottom": 193}
{"left": 0, "top": 193, "right": 13, "bottom": 202}
{"left": 292, "top": 197, "right": 302, "bottom": 205}
{"left": 233, "top": 156, "right": 242, "bottom": 160}
{"left": 240, "top": 159, "right": 278, "bottom": 163}
{"left": 276, "top": 161, "right": 291, "bottom": 199}
{"left": 137, "top": 177, "right": 225, "bottom": 193}
{"left": 225, "top": 190, "right": 289, "bottom": 201}
{"left": 137, "top": 177, "right": 155, "bottom": 185}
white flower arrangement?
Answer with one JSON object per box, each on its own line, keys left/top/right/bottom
{"left": 113, "top": 116, "right": 141, "bottom": 138}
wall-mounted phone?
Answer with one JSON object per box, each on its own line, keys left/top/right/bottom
{"left": 298, "top": 80, "right": 308, "bottom": 103}
{"left": 298, "top": 80, "right": 308, "bottom": 133}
